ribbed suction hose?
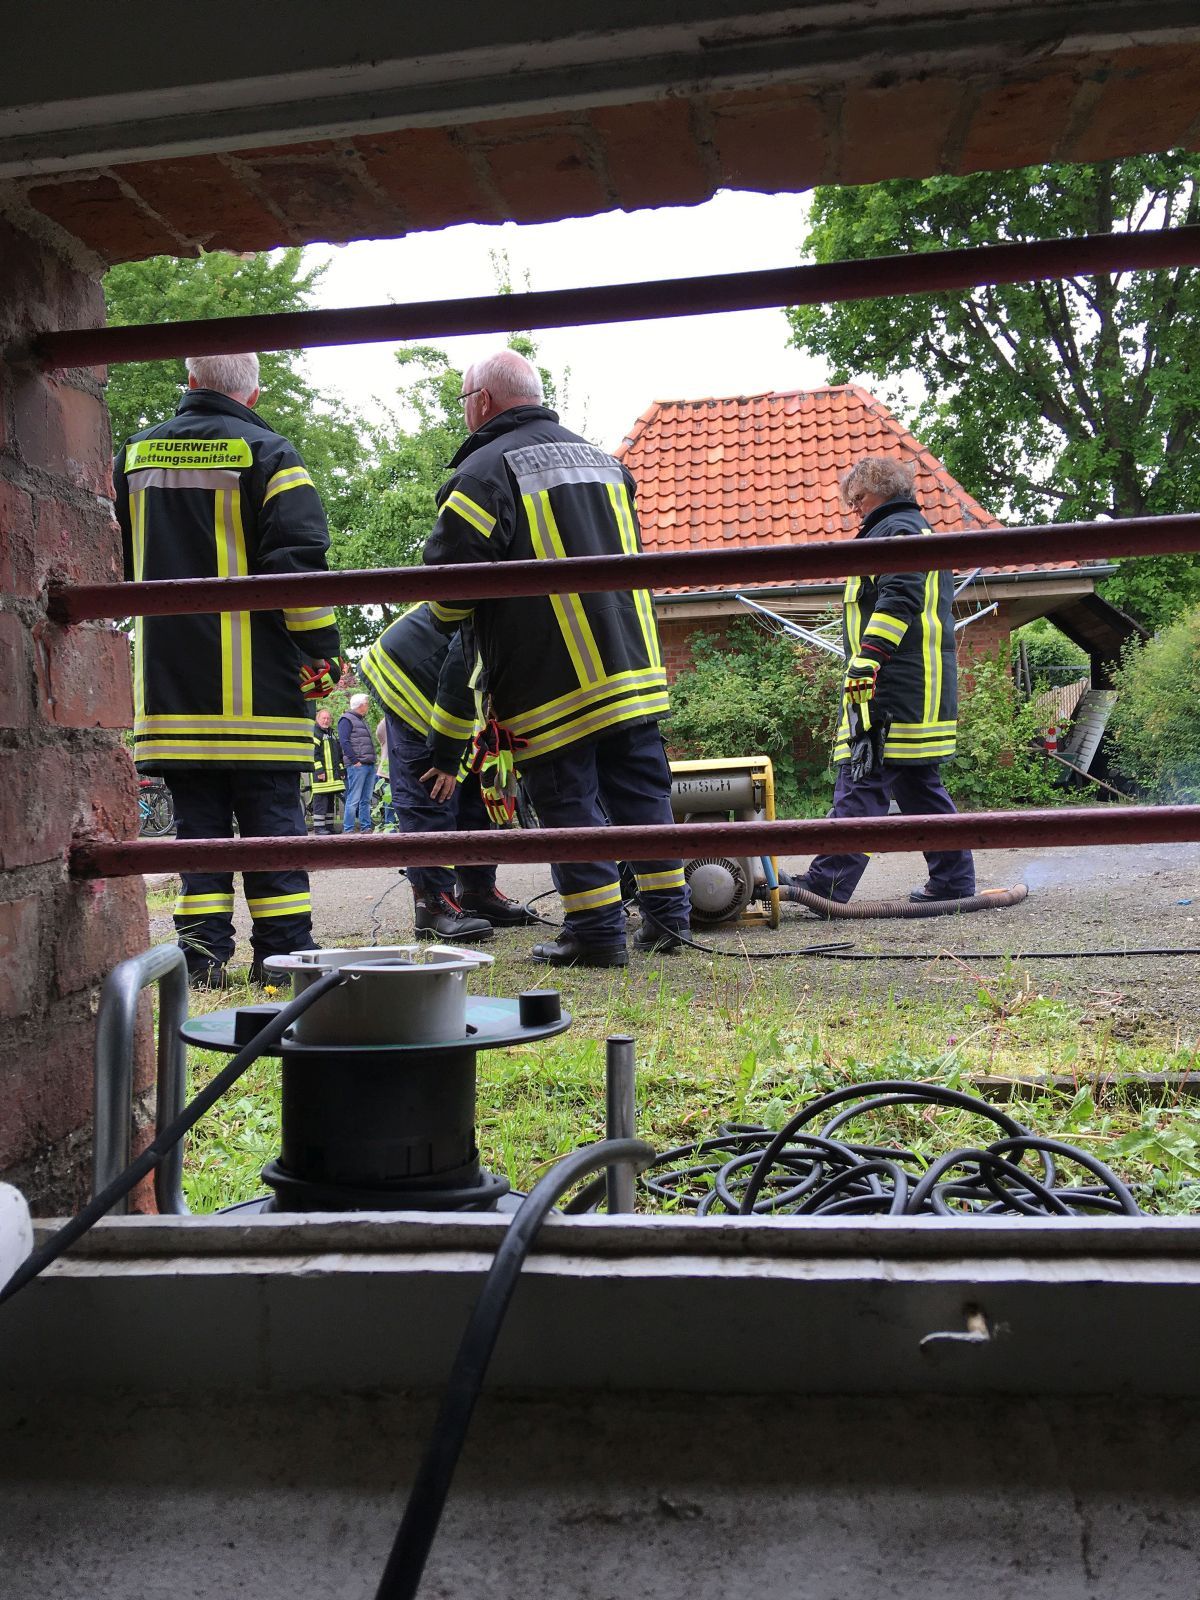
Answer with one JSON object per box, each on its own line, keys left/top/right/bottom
{"left": 780, "top": 884, "right": 1029, "bottom": 919}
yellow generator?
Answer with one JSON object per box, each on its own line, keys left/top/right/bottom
{"left": 669, "top": 756, "right": 781, "bottom": 929}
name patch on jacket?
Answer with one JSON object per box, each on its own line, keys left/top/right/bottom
{"left": 505, "top": 440, "right": 625, "bottom": 494}
{"left": 126, "top": 438, "right": 253, "bottom": 471}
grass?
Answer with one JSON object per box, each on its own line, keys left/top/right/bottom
{"left": 176, "top": 948, "right": 1200, "bottom": 1217}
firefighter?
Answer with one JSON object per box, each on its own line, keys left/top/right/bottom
{"left": 114, "top": 352, "right": 344, "bottom": 987}
{"left": 791, "top": 455, "right": 976, "bottom": 905}
{"left": 422, "top": 348, "right": 690, "bottom": 967}
{"left": 360, "top": 604, "right": 537, "bottom": 939}
{"left": 311, "top": 707, "right": 344, "bottom": 833}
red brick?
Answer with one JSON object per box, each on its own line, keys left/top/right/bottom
{"left": 34, "top": 495, "right": 123, "bottom": 587}
{"left": 55, "top": 876, "right": 149, "bottom": 999}
{"left": 0, "top": 748, "right": 73, "bottom": 869}
{"left": 707, "top": 87, "right": 829, "bottom": 191}
{"left": 72, "top": 743, "right": 140, "bottom": 846}
{"left": 841, "top": 79, "right": 967, "bottom": 185}
{"left": 118, "top": 155, "right": 285, "bottom": 253}
{"left": 242, "top": 156, "right": 399, "bottom": 244}
{"left": 354, "top": 127, "right": 502, "bottom": 230}
{"left": 0, "top": 896, "right": 40, "bottom": 1019}
{"left": 12, "top": 374, "right": 110, "bottom": 494}
{"left": 958, "top": 72, "right": 1082, "bottom": 174}
{"left": 0, "top": 1018, "right": 94, "bottom": 1169}
{"left": 475, "top": 121, "right": 610, "bottom": 224}
{"left": 590, "top": 101, "right": 713, "bottom": 211}
{"left": 0, "top": 611, "right": 31, "bottom": 728}
{"left": 0, "top": 478, "right": 36, "bottom": 599}
{"left": 1067, "top": 44, "right": 1200, "bottom": 163}
{"left": 24, "top": 176, "right": 184, "bottom": 263}
{"left": 34, "top": 621, "right": 132, "bottom": 729}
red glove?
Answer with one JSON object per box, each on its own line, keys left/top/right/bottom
{"left": 299, "top": 657, "right": 344, "bottom": 701}
{"left": 468, "top": 717, "right": 528, "bottom": 826}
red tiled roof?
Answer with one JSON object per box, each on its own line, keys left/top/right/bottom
{"left": 616, "top": 385, "right": 1078, "bottom": 594}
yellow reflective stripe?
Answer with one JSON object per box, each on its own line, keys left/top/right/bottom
{"left": 135, "top": 741, "right": 316, "bottom": 761}
{"left": 606, "top": 481, "right": 661, "bottom": 670}
{"left": 843, "top": 576, "right": 862, "bottom": 656}
{"left": 263, "top": 465, "right": 315, "bottom": 503}
{"left": 431, "top": 601, "right": 473, "bottom": 623}
{"left": 560, "top": 881, "right": 623, "bottom": 913}
{"left": 863, "top": 611, "right": 907, "bottom": 647}
{"left": 505, "top": 666, "right": 668, "bottom": 736}
{"left": 131, "top": 488, "right": 146, "bottom": 720}
{"left": 126, "top": 438, "right": 252, "bottom": 471}
{"left": 921, "top": 571, "right": 943, "bottom": 726}
{"left": 231, "top": 486, "right": 251, "bottom": 718}
{"left": 361, "top": 642, "right": 433, "bottom": 727}
{"left": 175, "top": 894, "right": 235, "bottom": 915}
{"left": 430, "top": 705, "right": 474, "bottom": 739}
{"left": 284, "top": 607, "right": 337, "bottom": 633}
{"left": 524, "top": 489, "right": 605, "bottom": 688}
{"left": 444, "top": 489, "right": 496, "bottom": 539}
{"left": 635, "top": 868, "right": 686, "bottom": 891}
{"left": 517, "top": 691, "right": 671, "bottom": 762}
{"left": 214, "top": 486, "right": 250, "bottom": 719}
{"left": 246, "top": 894, "right": 313, "bottom": 918}
{"left": 886, "top": 720, "right": 957, "bottom": 736}
{"left": 138, "top": 714, "right": 315, "bottom": 734}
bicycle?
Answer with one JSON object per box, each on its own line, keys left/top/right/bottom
{"left": 137, "top": 777, "right": 175, "bottom": 837}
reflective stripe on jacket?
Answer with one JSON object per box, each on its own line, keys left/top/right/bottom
{"left": 422, "top": 406, "right": 669, "bottom": 763}
{"left": 834, "top": 497, "right": 959, "bottom": 765}
{"left": 359, "top": 604, "right": 476, "bottom": 770}
{"left": 115, "top": 389, "right": 341, "bottom": 772}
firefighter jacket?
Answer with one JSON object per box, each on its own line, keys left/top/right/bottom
{"left": 311, "top": 725, "right": 345, "bottom": 794}
{"left": 359, "top": 604, "right": 476, "bottom": 772}
{"left": 422, "top": 405, "right": 668, "bottom": 764}
{"left": 834, "top": 496, "right": 959, "bottom": 765}
{"left": 114, "top": 388, "right": 342, "bottom": 773}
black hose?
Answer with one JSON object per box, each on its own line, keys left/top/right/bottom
{"left": 374, "top": 1136, "right": 655, "bottom": 1600}
{"left": 0, "top": 967, "right": 347, "bottom": 1307}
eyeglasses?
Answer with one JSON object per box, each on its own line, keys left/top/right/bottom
{"left": 456, "top": 388, "right": 483, "bottom": 404}
{"left": 847, "top": 492, "right": 866, "bottom": 511}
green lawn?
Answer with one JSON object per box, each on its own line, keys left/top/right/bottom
{"left": 179, "top": 952, "right": 1200, "bottom": 1216}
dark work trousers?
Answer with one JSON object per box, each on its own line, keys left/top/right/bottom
{"left": 311, "top": 790, "right": 340, "bottom": 833}
{"left": 802, "top": 761, "right": 976, "bottom": 903}
{"left": 518, "top": 719, "right": 690, "bottom": 944}
{"left": 385, "top": 716, "right": 496, "bottom": 900}
{"left": 165, "top": 769, "right": 316, "bottom": 976}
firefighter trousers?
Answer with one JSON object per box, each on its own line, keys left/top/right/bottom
{"left": 518, "top": 719, "right": 690, "bottom": 943}
{"left": 165, "top": 769, "right": 316, "bottom": 977}
{"left": 384, "top": 717, "right": 496, "bottom": 900}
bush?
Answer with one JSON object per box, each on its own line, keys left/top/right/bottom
{"left": 1014, "top": 618, "right": 1089, "bottom": 687}
{"left": 665, "top": 621, "right": 842, "bottom": 816}
{"left": 947, "top": 651, "right": 1064, "bottom": 810}
{"left": 1109, "top": 606, "right": 1200, "bottom": 801}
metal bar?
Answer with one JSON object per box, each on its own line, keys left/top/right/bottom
{"left": 36, "top": 226, "right": 1200, "bottom": 370}
{"left": 955, "top": 601, "right": 1000, "bottom": 632}
{"left": 47, "top": 513, "right": 1200, "bottom": 625}
{"left": 92, "top": 945, "right": 188, "bottom": 1214}
{"left": 605, "top": 1037, "right": 637, "bottom": 1216}
{"left": 735, "top": 593, "right": 846, "bottom": 657}
{"left": 71, "top": 804, "right": 1200, "bottom": 879}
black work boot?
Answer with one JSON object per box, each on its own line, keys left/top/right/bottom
{"left": 457, "top": 885, "right": 540, "bottom": 926}
{"left": 413, "top": 890, "right": 494, "bottom": 942}
{"left": 633, "top": 922, "right": 688, "bottom": 954}
{"left": 530, "top": 929, "right": 627, "bottom": 968}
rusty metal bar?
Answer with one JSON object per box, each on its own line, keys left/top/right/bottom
{"left": 36, "top": 226, "right": 1200, "bottom": 370}
{"left": 71, "top": 805, "right": 1200, "bottom": 879}
{"left": 48, "top": 514, "right": 1200, "bottom": 625}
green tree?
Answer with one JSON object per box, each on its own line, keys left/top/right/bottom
{"left": 787, "top": 156, "right": 1200, "bottom": 630}
{"left": 1109, "top": 606, "right": 1200, "bottom": 801}
{"left": 103, "top": 249, "right": 362, "bottom": 534}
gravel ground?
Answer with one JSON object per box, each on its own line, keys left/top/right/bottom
{"left": 146, "top": 837, "right": 1200, "bottom": 1033}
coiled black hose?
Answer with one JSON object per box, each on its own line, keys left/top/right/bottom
{"left": 636, "top": 1081, "right": 1141, "bottom": 1218}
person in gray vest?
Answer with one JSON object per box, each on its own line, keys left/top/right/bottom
{"left": 337, "top": 693, "right": 377, "bottom": 832}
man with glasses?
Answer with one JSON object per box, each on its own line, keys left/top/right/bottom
{"left": 422, "top": 348, "right": 690, "bottom": 967}
{"left": 790, "top": 454, "right": 975, "bottom": 907}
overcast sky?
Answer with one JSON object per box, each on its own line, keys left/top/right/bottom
{"left": 301, "top": 189, "right": 827, "bottom": 451}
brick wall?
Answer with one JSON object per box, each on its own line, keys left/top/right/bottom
{"left": 0, "top": 214, "right": 150, "bottom": 1214}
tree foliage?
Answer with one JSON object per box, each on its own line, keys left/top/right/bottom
{"left": 103, "top": 250, "right": 363, "bottom": 532}
{"left": 787, "top": 156, "right": 1200, "bottom": 629}
{"left": 1109, "top": 606, "right": 1200, "bottom": 801}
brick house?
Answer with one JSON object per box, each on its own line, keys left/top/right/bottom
{"left": 617, "top": 385, "right": 1137, "bottom": 681}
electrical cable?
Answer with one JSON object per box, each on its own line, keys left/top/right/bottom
{"left": 373, "top": 1135, "right": 656, "bottom": 1600}
{"left": 622, "top": 1081, "right": 1140, "bottom": 1220}
{"left": 0, "top": 967, "right": 347, "bottom": 1307}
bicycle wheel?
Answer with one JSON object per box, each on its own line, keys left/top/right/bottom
{"left": 141, "top": 785, "right": 175, "bottom": 837}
